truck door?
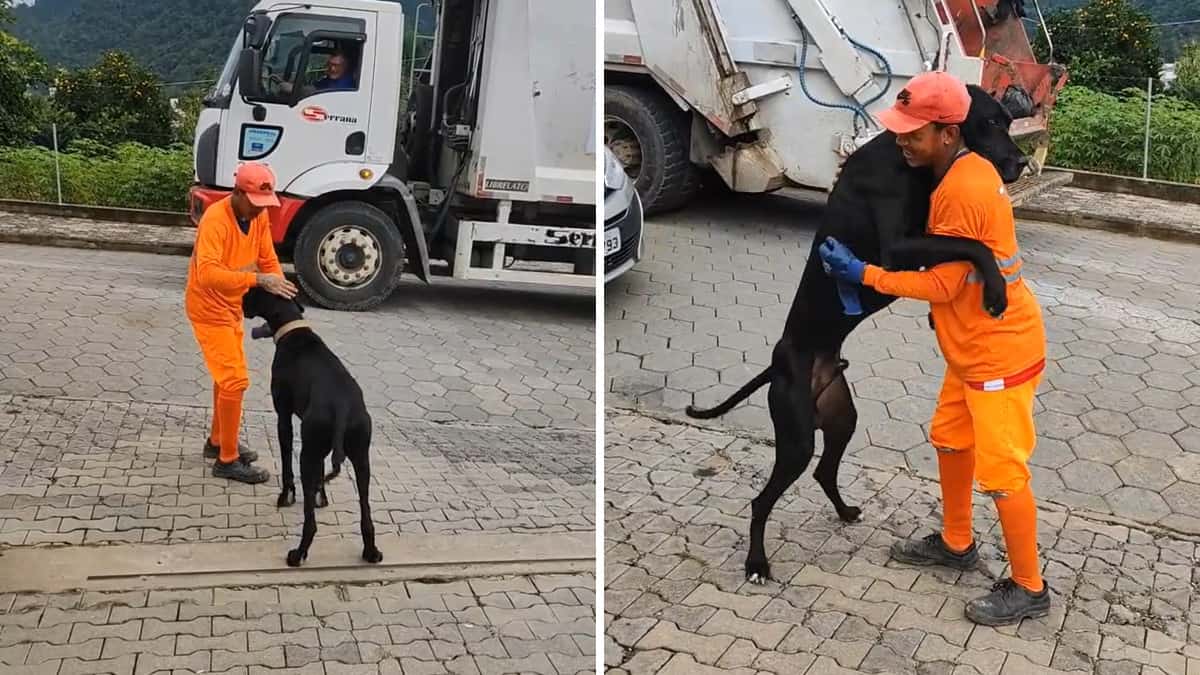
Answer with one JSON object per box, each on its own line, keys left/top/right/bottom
{"left": 220, "top": 9, "right": 377, "bottom": 194}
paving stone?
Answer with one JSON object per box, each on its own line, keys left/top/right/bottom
{"left": 637, "top": 621, "right": 732, "bottom": 665}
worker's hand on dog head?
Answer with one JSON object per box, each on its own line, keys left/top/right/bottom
{"left": 243, "top": 286, "right": 305, "bottom": 333}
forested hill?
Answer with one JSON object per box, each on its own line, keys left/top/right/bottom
{"left": 11, "top": 0, "right": 434, "bottom": 83}
{"left": 1039, "top": 0, "right": 1196, "bottom": 58}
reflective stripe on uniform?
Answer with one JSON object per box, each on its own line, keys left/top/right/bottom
{"left": 967, "top": 249, "right": 1023, "bottom": 285}
{"left": 966, "top": 358, "right": 1045, "bottom": 392}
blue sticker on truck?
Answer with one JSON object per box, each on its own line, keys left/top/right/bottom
{"left": 239, "top": 125, "right": 284, "bottom": 160}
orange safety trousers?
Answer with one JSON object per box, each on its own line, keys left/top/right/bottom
{"left": 931, "top": 369, "right": 1045, "bottom": 593}
{"left": 191, "top": 322, "right": 249, "bottom": 465}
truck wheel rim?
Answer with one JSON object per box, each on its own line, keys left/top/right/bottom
{"left": 604, "top": 116, "right": 642, "bottom": 182}
{"left": 317, "top": 226, "right": 382, "bottom": 289}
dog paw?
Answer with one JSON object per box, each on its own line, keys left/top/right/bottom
{"left": 744, "top": 559, "right": 771, "bottom": 585}
{"left": 838, "top": 506, "right": 863, "bottom": 523}
{"left": 286, "top": 549, "right": 305, "bottom": 567}
{"left": 362, "top": 547, "right": 383, "bottom": 564}
{"left": 983, "top": 290, "right": 1008, "bottom": 318}
{"left": 276, "top": 489, "right": 296, "bottom": 508}
{"left": 316, "top": 491, "right": 329, "bottom": 509}
{"left": 323, "top": 468, "right": 341, "bottom": 483}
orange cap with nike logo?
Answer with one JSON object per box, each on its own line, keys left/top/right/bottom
{"left": 877, "top": 71, "right": 971, "bottom": 134}
{"left": 234, "top": 162, "right": 281, "bottom": 208}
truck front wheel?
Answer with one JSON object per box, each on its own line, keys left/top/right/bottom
{"left": 294, "top": 201, "right": 405, "bottom": 311}
{"left": 605, "top": 85, "right": 699, "bottom": 216}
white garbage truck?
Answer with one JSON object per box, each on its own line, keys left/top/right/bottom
{"left": 190, "top": 0, "right": 600, "bottom": 310}
{"left": 604, "top": 0, "right": 1070, "bottom": 215}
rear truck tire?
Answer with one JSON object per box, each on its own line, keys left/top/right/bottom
{"left": 293, "top": 201, "right": 405, "bottom": 312}
{"left": 605, "top": 85, "right": 699, "bottom": 216}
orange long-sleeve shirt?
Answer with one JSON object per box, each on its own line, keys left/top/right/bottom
{"left": 185, "top": 196, "right": 282, "bottom": 326}
{"left": 861, "top": 152, "right": 1045, "bottom": 384}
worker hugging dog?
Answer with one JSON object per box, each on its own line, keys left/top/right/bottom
{"left": 185, "top": 162, "right": 382, "bottom": 568}
{"left": 819, "top": 72, "right": 1050, "bottom": 626}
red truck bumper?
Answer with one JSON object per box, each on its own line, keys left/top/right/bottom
{"left": 188, "top": 185, "right": 307, "bottom": 245}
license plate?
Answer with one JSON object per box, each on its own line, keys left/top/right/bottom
{"left": 604, "top": 228, "right": 622, "bottom": 256}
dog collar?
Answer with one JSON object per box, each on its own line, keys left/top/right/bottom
{"left": 273, "top": 320, "right": 312, "bottom": 344}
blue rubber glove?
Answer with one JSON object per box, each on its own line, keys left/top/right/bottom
{"left": 819, "top": 237, "right": 866, "bottom": 316}
{"left": 818, "top": 237, "right": 866, "bottom": 284}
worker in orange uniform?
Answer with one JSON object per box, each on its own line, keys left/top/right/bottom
{"left": 186, "top": 162, "right": 297, "bottom": 484}
{"left": 819, "top": 71, "right": 1049, "bottom": 625}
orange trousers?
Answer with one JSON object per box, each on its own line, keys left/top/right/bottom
{"left": 191, "top": 322, "right": 249, "bottom": 464}
{"left": 931, "top": 369, "right": 1044, "bottom": 593}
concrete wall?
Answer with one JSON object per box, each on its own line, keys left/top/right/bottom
{"left": 1055, "top": 168, "right": 1200, "bottom": 206}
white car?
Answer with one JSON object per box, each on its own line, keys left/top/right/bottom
{"left": 603, "top": 146, "right": 644, "bottom": 282}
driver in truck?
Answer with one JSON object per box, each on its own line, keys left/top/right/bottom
{"left": 185, "top": 162, "right": 298, "bottom": 484}
{"left": 273, "top": 50, "right": 356, "bottom": 96}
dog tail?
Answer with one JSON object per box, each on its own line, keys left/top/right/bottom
{"left": 685, "top": 367, "right": 772, "bottom": 419}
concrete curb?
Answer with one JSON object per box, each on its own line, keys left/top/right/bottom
{"left": 1014, "top": 203, "right": 1200, "bottom": 247}
{"left": 1052, "top": 167, "right": 1200, "bottom": 206}
{"left": 0, "top": 230, "right": 193, "bottom": 257}
{"left": 0, "top": 199, "right": 190, "bottom": 227}
{"left": 0, "top": 530, "right": 596, "bottom": 593}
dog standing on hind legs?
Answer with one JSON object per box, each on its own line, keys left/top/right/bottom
{"left": 243, "top": 287, "right": 383, "bottom": 567}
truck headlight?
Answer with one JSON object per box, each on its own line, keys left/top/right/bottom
{"left": 604, "top": 148, "right": 629, "bottom": 191}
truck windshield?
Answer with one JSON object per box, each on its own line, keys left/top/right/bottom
{"left": 203, "top": 36, "right": 242, "bottom": 108}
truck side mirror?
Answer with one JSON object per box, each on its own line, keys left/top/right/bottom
{"left": 244, "top": 14, "right": 271, "bottom": 49}
{"left": 237, "top": 48, "right": 263, "bottom": 99}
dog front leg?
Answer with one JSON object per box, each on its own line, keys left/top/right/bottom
{"left": 884, "top": 236, "right": 1007, "bottom": 317}
{"left": 276, "top": 414, "right": 296, "bottom": 508}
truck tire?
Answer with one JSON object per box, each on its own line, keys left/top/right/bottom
{"left": 605, "top": 85, "right": 699, "bottom": 216}
{"left": 294, "top": 201, "right": 405, "bottom": 312}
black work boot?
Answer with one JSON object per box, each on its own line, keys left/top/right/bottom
{"left": 203, "top": 439, "right": 258, "bottom": 463}
{"left": 965, "top": 578, "right": 1051, "bottom": 626}
{"left": 890, "top": 532, "right": 979, "bottom": 570}
{"left": 212, "top": 459, "right": 270, "bottom": 484}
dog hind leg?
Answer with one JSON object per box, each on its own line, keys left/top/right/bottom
{"left": 813, "top": 368, "right": 862, "bottom": 522}
{"left": 346, "top": 422, "right": 382, "bottom": 563}
{"left": 746, "top": 348, "right": 816, "bottom": 585}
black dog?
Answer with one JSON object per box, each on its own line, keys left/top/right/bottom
{"left": 242, "top": 288, "right": 382, "bottom": 567}
{"left": 685, "top": 86, "right": 1027, "bottom": 583}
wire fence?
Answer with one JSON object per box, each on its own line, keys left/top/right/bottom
{"left": 0, "top": 119, "right": 194, "bottom": 211}
{"left": 1047, "top": 75, "right": 1200, "bottom": 185}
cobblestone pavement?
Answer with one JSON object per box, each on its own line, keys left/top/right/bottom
{"left": 606, "top": 192, "right": 1200, "bottom": 534}
{"left": 0, "top": 394, "right": 593, "bottom": 547}
{"left": 0, "top": 243, "right": 594, "bottom": 429}
{"left": 605, "top": 412, "right": 1200, "bottom": 675}
{"left": 0, "top": 573, "right": 595, "bottom": 674}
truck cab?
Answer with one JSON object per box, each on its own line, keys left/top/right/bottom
{"left": 192, "top": 0, "right": 597, "bottom": 311}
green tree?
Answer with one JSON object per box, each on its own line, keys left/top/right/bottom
{"left": 1034, "top": 0, "right": 1162, "bottom": 93}
{"left": 0, "top": 31, "right": 48, "bottom": 146}
{"left": 1174, "top": 42, "right": 1200, "bottom": 103}
{"left": 52, "top": 50, "right": 173, "bottom": 148}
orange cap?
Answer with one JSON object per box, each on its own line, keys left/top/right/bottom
{"left": 877, "top": 71, "right": 971, "bottom": 134}
{"left": 234, "top": 162, "right": 281, "bottom": 208}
